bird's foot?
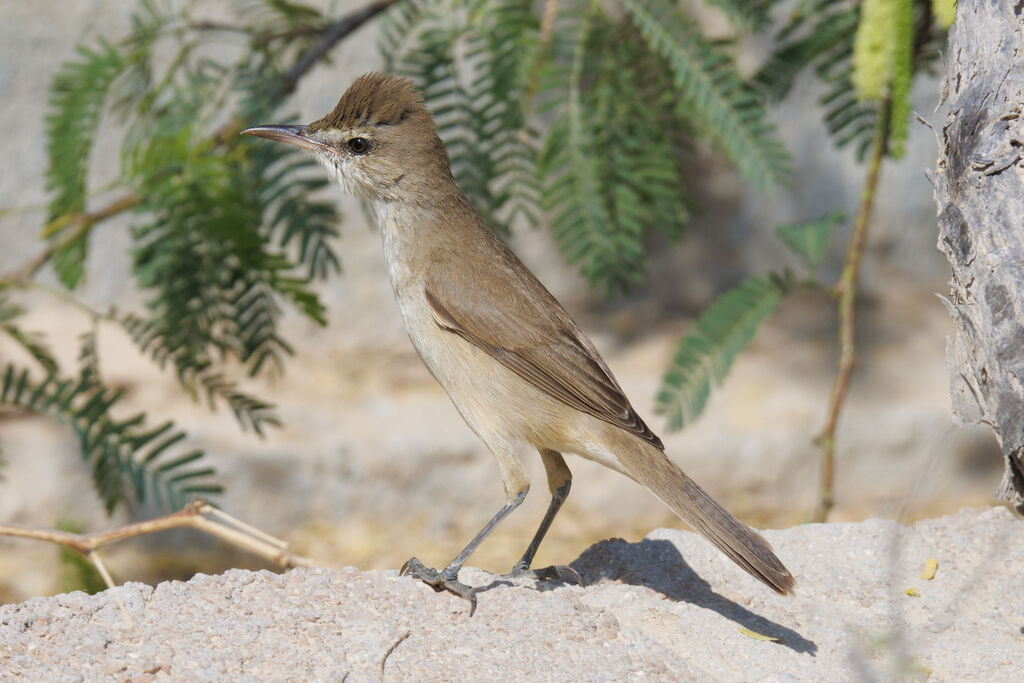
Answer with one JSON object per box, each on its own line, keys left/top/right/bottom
{"left": 400, "top": 557, "right": 478, "bottom": 615}
{"left": 503, "top": 562, "right": 584, "bottom": 587}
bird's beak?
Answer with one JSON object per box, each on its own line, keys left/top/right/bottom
{"left": 241, "top": 124, "right": 322, "bottom": 152}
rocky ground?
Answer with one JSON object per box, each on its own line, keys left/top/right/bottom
{"left": 1, "top": 507, "right": 1021, "bottom": 681}
{"left": 0, "top": 0, "right": 1008, "bottom": 615}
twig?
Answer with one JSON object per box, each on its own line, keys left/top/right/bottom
{"left": 188, "top": 20, "right": 321, "bottom": 47}
{"left": 522, "top": 0, "right": 560, "bottom": 123}
{"left": 1, "top": 194, "right": 141, "bottom": 284}
{"left": 380, "top": 631, "right": 411, "bottom": 674}
{"left": 281, "top": 0, "right": 402, "bottom": 93}
{"left": 0, "top": 500, "right": 317, "bottom": 577}
{"left": 2, "top": 501, "right": 317, "bottom": 568}
{"left": 87, "top": 550, "right": 134, "bottom": 628}
{"left": 0, "top": 502, "right": 318, "bottom": 628}
{"left": 186, "top": 20, "right": 254, "bottom": 35}
{"left": 814, "top": 98, "right": 892, "bottom": 522}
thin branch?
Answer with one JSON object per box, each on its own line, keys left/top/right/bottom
{"left": 281, "top": 0, "right": 402, "bottom": 93}
{"left": 814, "top": 98, "right": 892, "bottom": 522}
{"left": 522, "top": 0, "right": 560, "bottom": 123}
{"left": 188, "top": 20, "right": 320, "bottom": 47}
{"left": 1, "top": 193, "right": 141, "bottom": 284}
{"left": 380, "top": 631, "right": 411, "bottom": 674}
{"left": 186, "top": 20, "right": 253, "bottom": 35}
{"left": 1, "top": 502, "right": 318, "bottom": 628}
{"left": 88, "top": 550, "right": 134, "bottom": 628}
{"left": 0, "top": 500, "right": 317, "bottom": 569}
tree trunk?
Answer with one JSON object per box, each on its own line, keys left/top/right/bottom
{"left": 932, "top": 1, "right": 1024, "bottom": 512}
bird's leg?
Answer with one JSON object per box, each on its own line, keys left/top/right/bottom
{"left": 505, "top": 449, "right": 583, "bottom": 585}
{"left": 401, "top": 488, "right": 527, "bottom": 613}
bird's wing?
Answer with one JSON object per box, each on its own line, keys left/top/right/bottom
{"left": 424, "top": 262, "right": 663, "bottom": 451}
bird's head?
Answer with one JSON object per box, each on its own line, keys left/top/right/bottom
{"left": 243, "top": 73, "right": 452, "bottom": 204}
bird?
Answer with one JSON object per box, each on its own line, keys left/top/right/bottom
{"left": 244, "top": 72, "right": 795, "bottom": 609}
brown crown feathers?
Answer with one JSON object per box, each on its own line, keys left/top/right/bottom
{"left": 306, "top": 72, "right": 428, "bottom": 133}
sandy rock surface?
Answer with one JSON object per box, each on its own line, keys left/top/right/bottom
{"left": 0, "top": 0, "right": 1005, "bottom": 605}
{"left": 1, "top": 507, "right": 1020, "bottom": 681}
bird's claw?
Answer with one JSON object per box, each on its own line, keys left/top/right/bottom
{"left": 400, "top": 557, "right": 478, "bottom": 615}
{"left": 504, "top": 563, "right": 585, "bottom": 587}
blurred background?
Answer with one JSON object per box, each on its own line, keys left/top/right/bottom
{"left": 0, "top": 0, "right": 1004, "bottom": 604}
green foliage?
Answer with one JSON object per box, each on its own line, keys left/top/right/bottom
{"left": 126, "top": 112, "right": 317, "bottom": 383}
{"left": 853, "top": 0, "right": 898, "bottom": 100}
{"left": 383, "top": 0, "right": 788, "bottom": 293}
{"left": 25, "top": 0, "right": 350, "bottom": 511}
{"left": 888, "top": 1, "right": 915, "bottom": 158}
{"left": 775, "top": 210, "right": 845, "bottom": 271}
{"left": 380, "top": 0, "right": 540, "bottom": 231}
{"left": 933, "top": 0, "right": 956, "bottom": 27}
{"left": 1, "top": 361, "right": 222, "bottom": 513}
{"left": 656, "top": 275, "right": 789, "bottom": 430}
{"left": 539, "top": 14, "right": 624, "bottom": 292}
{"left": 755, "top": 7, "right": 859, "bottom": 102}
{"left": 539, "top": 13, "right": 689, "bottom": 293}
{"left": 20, "top": 0, "right": 953, "bottom": 504}
{"left": 852, "top": 0, "right": 913, "bottom": 157}
{"left": 701, "top": 0, "right": 777, "bottom": 30}
{"left": 758, "top": 1, "right": 878, "bottom": 160}
{"left": 44, "top": 42, "right": 128, "bottom": 289}
{"left": 656, "top": 210, "right": 844, "bottom": 429}
{"left": 0, "top": 297, "right": 58, "bottom": 373}
{"left": 121, "top": 309, "right": 282, "bottom": 437}
{"left": 45, "top": 41, "right": 126, "bottom": 224}
{"left": 624, "top": 0, "right": 792, "bottom": 195}
{"left": 758, "top": 0, "right": 944, "bottom": 161}
{"left": 41, "top": 0, "right": 340, "bottom": 433}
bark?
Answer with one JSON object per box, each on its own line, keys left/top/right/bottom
{"left": 932, "top": 1, "right": 1024, "bottom": 512}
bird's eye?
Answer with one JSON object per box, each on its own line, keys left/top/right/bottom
{"left": 347, "top": 137, "right": 371, "bottom": 155}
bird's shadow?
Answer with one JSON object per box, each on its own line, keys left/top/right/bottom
{"left": 482, "top": 537, "right": 816, "bottom": 655}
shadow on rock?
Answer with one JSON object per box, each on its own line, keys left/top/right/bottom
{"left": 571, "top": 537, "right": 817, "bottom": 655}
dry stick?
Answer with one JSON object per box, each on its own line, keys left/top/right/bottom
{"left": 1, "top": 194, "right": 142, "bottom": 284}
{"left": 522, "top": 0, "right": 560, "bottom": 123}
{"left": 4, "top": 0, "right": 399, "bottom": 284}
{"left": 87, "top": 550, "right": 134, "bottom": 629}
{"left": 380, "top": 631, "right": 411, "bottom": 674}
{"left": 0, "top": 501, "right": 318, "bottom": 625}
{"left": 280, "top": 0, "right": 401, "bottom": 94}
{"left": 0, "top": 501, "right": 316, "bottom": 568}
{"left": 814, "top": 98, "right": 892, "bottom": 523}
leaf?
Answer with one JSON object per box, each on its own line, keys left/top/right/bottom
{"left": 851, "top": 0, "right": 914, "bottom": 158}
{"left": 0, "top": 297, "right": 58, "bottom": 373}
{"left": 383, "top": 0, "right": 540, "bottom": 232}
{"left": 46, "top": 41, "right": 127, "bottom": 222}
{"left": 624, "top": 0, "right": 792, "bottom": 194}
{"left": 933, "top": 0, "right": 956, "bottom": 28}
{"left": 775, "top": 211, "right": 845, "bottom": 271}
{"left": 656, "top": 275, "right": 788, "bottom": 430}
{"left": 754, "top": 8, "right": 859, "bottom": 101}
{"left": 44, "top": 42, "right": 130, "bottom": 288}
{"left": 700, "top": 0, "right": 776, "bottom": 31}
{"left": 920, "top": 557, "right": 938, "bottom": 580}
{"left": 738, "top": 626, "right": 781, "bottom": 642}
{"left": 539, "top": 14, "right": 640, "bottom": 294}
{"left": 0, "top": 362, "right": 221, "bottom": 513}
{"left": 852, "top": 0, "right": 897, "bottom": 100}
{"left": 885, "top": 0, "right": 914, "bottom": 159}
{"left": 125, "top": 101, "right": 322, "bottom": 396}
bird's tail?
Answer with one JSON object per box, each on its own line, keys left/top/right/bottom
{"left": 622, "top": 441, "right": 795, "bottom": 595}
